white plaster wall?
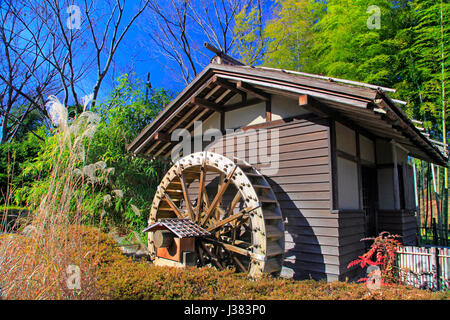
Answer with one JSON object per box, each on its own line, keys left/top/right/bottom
{"left": 271, "top": 94, "right": 310, "bottom": 120}
{"left": 360, "top": 134, "right": 375, "bottom": 163}
{"left": 222, "top": 93, "right": 311, "bottom": 130}
{"left": 337, "top": 156, "right": 360, "bottom": 210}
{"left": 202, "top": 112, "right": 220, "bottom": 133}
{"left": 335, "top": 122, "right": 356, "bottom": 156}
{"left": 224, "top": 103, "right": 266, "bottom": 129}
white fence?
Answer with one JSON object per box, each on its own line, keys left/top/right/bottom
{"left": 396, "top": 246, "right": 450, "bottom": 291}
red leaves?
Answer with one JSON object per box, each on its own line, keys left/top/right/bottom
{"left": 347, "top": 232, "right": 402, "bottom": 286}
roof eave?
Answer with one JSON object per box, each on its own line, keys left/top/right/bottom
{"left": 127, "top": 64, "right": 217, "bottom": 154}
{"left": 376, "top": 90, "right": 448, "bottom": 167}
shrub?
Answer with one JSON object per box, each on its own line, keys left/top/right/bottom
{"left": 348, "top": 231, "right": 403, "bottom": 286}
{"left": 94, "top": 233, "right": 449, "bottom": 300}
{"left": 3, "top": 224, "right": 448, "bottom": 300}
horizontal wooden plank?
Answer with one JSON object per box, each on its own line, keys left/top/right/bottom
{"left": 279, "top": 200, "right": 331, "bottom": 210}
{"left": 283, "top": 259, "right": 340, "bottom": 275}
{"left": 268, "top": 173, "right": 330, "bottom": 184}
{"left": 283, "top": 242, "right": 340, "bottom": 256}
{"left": 265, "top": 165, "right": 330, "bottom": 176}
{"left": 285, "top": 233, "right": 339, "bottom": 247}
{"left": 256, "top": 156, "right": 330, "bottom": 168}
{"left": 338, "top": 232, "right": 366, "bottom": 247}
{"left": 338, "top": 217, "right": 364, "bottom": 228}
{"left": 212, "top": 129, "right": 328, "bottom": 149}
{"left": 339, "top": 242, "right": 365, "bottom": 257}
{"left": 272, "top": 183, "right": 330, "bottom": 193}
{"left": 339, "top": 224, "right": 365, "bottom": 238}
{"left": 210, "top": 133, "right": 328, "bottom": 155}
{"left": 223, "top": 118, "right": 328, "bottom": 138}
{"left": 206, "top": 152, "right": 330, "bottom": 168}
{"left": 284, "top": 225, "right": 339, "bottom": 237}
{"left": 274, "top": 191, "right": 330, "bottom": 201}
{"left": 283, "top": 251, "right": 340, "bottom": 265}
{"left": 281, "top": 208, "right": 336, "bottom": 218}
{"left": 244, "top": 147, "right": 329, "bottom": 163}
{"left": 283, "top": 217, "right": 340, "bottom": 228}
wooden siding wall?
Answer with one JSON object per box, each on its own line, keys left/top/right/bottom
{"left": 205, "top": 115, "right": 340, "bottom": 281}
{"left": 378, "top": 210, "right": 418, "bottom": 245}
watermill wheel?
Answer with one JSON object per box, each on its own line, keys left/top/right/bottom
{"left": 148, "top": 151, "right": 285, "bottom": 277}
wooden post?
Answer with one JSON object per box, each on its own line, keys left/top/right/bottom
{"left": 220, "top": 111, "right": 225, "bottom": 134}
{"left": 431, "top": 246, "right": 441, "bottom": 291}
{"left": 391, "top": 141, "right": 401, "bottom": 210}
{"left": 433, "top": 218, "right": 438, "bottom": 246}
{"left": 329, "top": 120, "right": 339, "bottom": 211}
{"left": 265, "top": 97, "right": 271, "bottom": 122}
{"left": 413, "top": 160, "right": 421, "bottom": 245}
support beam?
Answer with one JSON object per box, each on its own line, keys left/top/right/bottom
{"left": 236, "top": 81, "right": 270, "bottom": 101}
{"left": 226, "top": 98, "right": 263, "bottom": 112}
{"left": 154, "top": 132, "right": 170, "bottom": 142}
{"left": 212, "top": 76, "right": 246, "bottom": 96}
{"left": 265, "top": 98, "right": 272, "bottom": 122}
{"left": 191, "top": 97, "right": 223, "bottom": 112}
{"left": 163, "top": 192, "right": 184, "bottom": 218}
{"left": 299, "top": 95, "right": 377, "bottom": 141}
{"left": 162, "top": 108, "right": 212, "bottom": 158}
{"left": 299, "top": 95, "right": 329, "bottom": 118}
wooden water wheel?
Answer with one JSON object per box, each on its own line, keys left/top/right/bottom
{"left": 148, "top": 151, "right": 285, "bottom": 277}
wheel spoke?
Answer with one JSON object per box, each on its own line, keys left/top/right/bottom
{"left": 163, "top": 192, "right": 184, "bottom": 218}
{"left": 225, "top": 191, "right": 242, "bottom": 219}
{"left": 232, "top": 254, "right": 248, "bottom": 273}
{"left": 216, "top": 172, "right": 225, "bottom": 220}
{"left": 207, "top": 205, "right": 258, "bottom": 232}
{"left": 201, "top": 166, "right": 237, "bottom": 226}
{"left": 204, "top": 238, "right": 253, "bottom": 259}
{"left": 196, "top": 158, "right": 207, "bottom": 217}
{"left": 178, "top": 173, "right": 194, "bottom": 220}
{"left": 200, "top": 241, "right": 224, "bottom": 270}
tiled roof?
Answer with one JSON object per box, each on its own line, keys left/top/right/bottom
{"left": 143, "top": 218, "right": 210, "bottom": 238}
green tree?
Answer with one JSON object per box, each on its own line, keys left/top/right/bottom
{"left": 13, "top": 74, "right": 173, "bottom": 236}
{"left": 262, "top": 0, "right": 325, "bottom": 71}
{"left": 233, "top": 2, "right": 266, "bottom": 66}
{"left": 304, "top": 0, "right": 405, "bottom": 87}
{"left": 406, "top": 0, "right": 449, "bottom": 135}
{"left": 89, "top": 74, "right": 173, "bottom": 231}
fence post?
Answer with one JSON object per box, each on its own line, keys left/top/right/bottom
{"left": 433, "top": 218, "right": 439, "bottom": 246}
{"left": 431, "top": 246, "right": 441, "bottom": 291}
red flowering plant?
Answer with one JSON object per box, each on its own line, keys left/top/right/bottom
{"left": 348, "top": 232, "right": 402, "bottom": 287}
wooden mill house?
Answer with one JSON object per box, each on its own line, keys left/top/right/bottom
{"left": 127, "top": 49, "right": 448, "bottom": 281}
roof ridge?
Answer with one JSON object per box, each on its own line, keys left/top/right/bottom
{"left": 241, "top": 65, "right": 397, "bottom": 94}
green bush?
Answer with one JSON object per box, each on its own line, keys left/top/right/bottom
{"left": 9, "top": 74, "right": 172, "bottom": 238}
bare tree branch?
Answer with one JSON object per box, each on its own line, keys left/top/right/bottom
{"left": 142, "top": 0, "right": 251, "bottom": 85}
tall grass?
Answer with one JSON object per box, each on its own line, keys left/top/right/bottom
{"left": 0, "top": 96, "right": 104, "bottom": 299}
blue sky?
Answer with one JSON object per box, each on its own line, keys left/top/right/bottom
{"left": 0, "top": 0, "right": 277, "bottom": 139}
{"left": 86, "top": 0, "right": 192, "bottom": 100}
{"left": 93, "top": 0, "right": 277, "bottom": 99}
